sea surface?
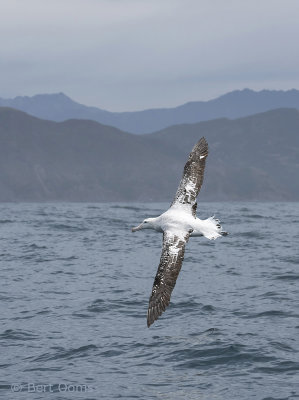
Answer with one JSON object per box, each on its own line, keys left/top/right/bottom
{"left": 0, "top": 202, "right": 298, "bottom": 400}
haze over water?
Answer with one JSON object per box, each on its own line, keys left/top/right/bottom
{"left": 0, "top": 202, "right": 298, "bottom": 399}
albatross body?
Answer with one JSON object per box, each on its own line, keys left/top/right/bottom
{"left": 132, "top": 137, "right": 227, "bottom": 327}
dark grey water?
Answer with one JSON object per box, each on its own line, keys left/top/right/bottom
{"left": 0, "top": 202, "right": 298, "bottom": 400}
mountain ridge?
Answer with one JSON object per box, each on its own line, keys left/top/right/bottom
{"left": 1, "top": 106, "right": 298, "bottom": 202}
{"left": 1, "top": 88, "right": 299, "bottom": 134}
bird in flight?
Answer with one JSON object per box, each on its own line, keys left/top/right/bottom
{"left": 132, "top": 137, "right": 227, "bottom": 327}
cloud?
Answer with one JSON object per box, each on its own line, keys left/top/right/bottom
{"left": 1, "top": 0, "right": 299, "bottom": 110}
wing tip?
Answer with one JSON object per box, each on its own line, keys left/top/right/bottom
{"left": 197, "top": 137, "right": 208, "bottom": 155}
{"left": 147, "top": 307, "right": 155, "bottom": 328}
{"left": 147, "top": 295, "right": 171, "bottom": 327}
{"left": 189, "top": 137, "right": 208, "bottom": 161}
{"left": 147, "top": 306, "right": 160, "bottom": 328}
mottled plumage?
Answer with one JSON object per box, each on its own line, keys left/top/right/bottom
{"left": 147, "top": 231, "right": 190, "bottom": 327}
{"left": 132, "top": 137, "right": 227, "bottom": 327}
{"left": 171, "top": 137, "right": 208, "bottom": 209}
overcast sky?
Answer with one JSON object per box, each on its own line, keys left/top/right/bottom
{"left": 1, "top": 0, "right": 299, "bottom": 111}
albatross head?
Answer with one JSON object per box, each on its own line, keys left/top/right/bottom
{"left": 132, "top": 218, "right": 157, "bottom": 232}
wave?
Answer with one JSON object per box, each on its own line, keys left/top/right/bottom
{"left": 33, "top": 344, "right": 98, "bottom": 362}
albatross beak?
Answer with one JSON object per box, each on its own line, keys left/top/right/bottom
{"left": 132, "top": 223, "right": 143, "bottom": 232}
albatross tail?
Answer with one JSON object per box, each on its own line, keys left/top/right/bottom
{"left": 200, "top": 216, "right": 228, "bottom": 240}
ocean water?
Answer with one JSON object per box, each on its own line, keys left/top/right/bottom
{"left": 0, "top": 202, "right": 298, "bottom": 400}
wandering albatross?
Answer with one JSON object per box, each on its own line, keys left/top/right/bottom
{"left": 132, "top": 137, "right": 227, "bottom": 327}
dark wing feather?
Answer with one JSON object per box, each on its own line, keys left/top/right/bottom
{"left": 147, "top": 230, "right": 190, "bottom": 327}
{"left": 171, "top": 137, "right": 208, "bottom": 215}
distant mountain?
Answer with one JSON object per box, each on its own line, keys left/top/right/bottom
{"left": 1, "top": 107, "right": 299, "bottom": 201}
{"left": 1, "top": 89, "right": 299, "bottom": 134}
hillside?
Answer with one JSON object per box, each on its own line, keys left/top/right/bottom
{"left": 1, "top": 89, "right": 299, "bottom": 134}
{"left": 0, "top": 107, "right": 299, "bottom": 201}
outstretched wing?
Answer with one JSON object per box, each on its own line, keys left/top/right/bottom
{"left": 147, "top": 230, "right": 191, "bottom": 327}
{"left": 171, "top": 137, "right": 208, "bottom": 215}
